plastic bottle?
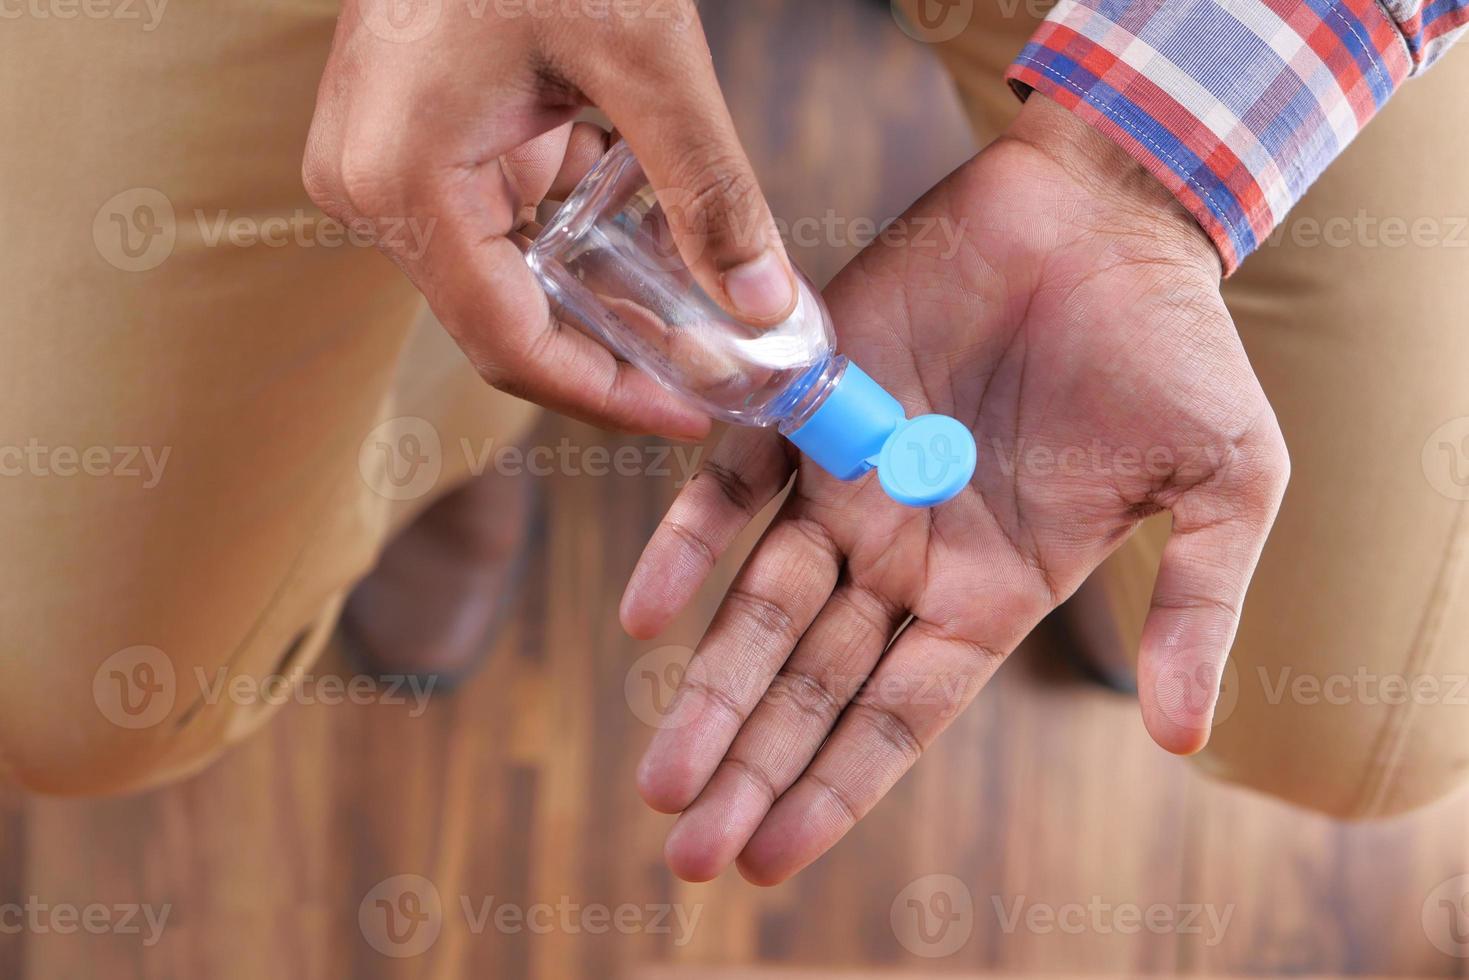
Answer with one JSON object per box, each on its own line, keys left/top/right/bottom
{"left": 526, "top": 141, "right": 976, "bottom": 508}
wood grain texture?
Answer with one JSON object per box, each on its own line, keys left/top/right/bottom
{"left": 5, "top": 2, "right": 1469, "bottom": 978}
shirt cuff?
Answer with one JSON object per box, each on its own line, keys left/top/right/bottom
{"left": 1005, "top": 0, "right": 1414, "bottom": 272}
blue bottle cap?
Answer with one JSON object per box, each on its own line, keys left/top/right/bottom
{"left": 786, "top": 362, "right": 976, "bottom": 508}
{"left": 876, "top": 415, "right": 978, "bottom": 507}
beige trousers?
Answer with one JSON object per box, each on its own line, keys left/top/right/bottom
{"left": 0, "top": 0, "right": 538, "bottom": 793}
{"left": 5, "top": 0, "right": 1469, "bottom": 821}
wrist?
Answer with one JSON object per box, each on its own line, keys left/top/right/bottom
{"left": 1003, "top": 94, "right": 1221, "bottom": 279}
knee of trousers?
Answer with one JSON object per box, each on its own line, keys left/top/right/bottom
{"left": 1, "top": 656, "right": 263, "bottom": 798}
{"left": 0, "top": 600, "right": 340, "bottom": 798}
{"left": 1194, "top": 648, "right": 1469, "bottom": 821}
{"left": 0, "top": 695, "right": 192, "bottom": 798}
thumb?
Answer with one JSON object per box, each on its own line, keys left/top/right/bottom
{"left": 584, "top": 44, "right": 797, "bottom": 325}
{"left": 1137, "top": 434, "right": 1290, "bottom": 755}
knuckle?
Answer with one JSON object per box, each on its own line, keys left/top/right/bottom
{"left": 1262, "top": 428, "right": 1292, "bottom": 495}
{"left": 334, "top": 145, "right": 403, "bottom": 220}
{"left": 724, "top": 587, "right": 799, "bottom": 645}
{"left": 806, "top": 771, "right": 861, "bottom": 825}
{"left": 557, "top": 6, "right": 702, "bottom": 94}
{"left": 613, "top": 3, "right": 704, "bottom": 60}
{"left": 300, "top": 125, "right": 401, "bottom": 225}
{"left": 768, "top": 667, "right": 845, "bottom": 728}
{"left": 832, "top": 584, "right": 903, "bottom": 639}
{"left": 592, "top": 361, "right": 637, "bottom": 424}
{"left": 1239, "top": 421, "right": 1292, "bottom": 509}
{"left": 848, "top": 698, "right": 924, "bottom": 764}
{"left": 463, "top": 337, "right": 518, "bottom": 392}
{"left": 784, "top": 516, "right": 839, "bottom": 562}
{"left": 474, "top": 359, "right": 516, "bottom": 395}
{"left": 722, "top": 754, "right": 778, "bottom": 805}
{"left": 662, "top": 519, "right": 718, "bottom": 575}
{"left": 300, "top": 149, "right": 340, "bottom": 215}
{"left": 473, "top": 323, "right": 554, "bottom": 399}
{"left": 695, "top": 459, "right": 757, "bottom": 515}
{"left": 667, "top": 147, "right": 763, "bottom": 256}
{"left": 678, "top": 672, "right": 746, "bottom": 728}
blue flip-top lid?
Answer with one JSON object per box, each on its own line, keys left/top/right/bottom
{"left": 786, "top": 362, "right": 976, "bottom": 508}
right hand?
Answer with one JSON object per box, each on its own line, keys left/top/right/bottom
{"left": 302, "top": 0, "right": 797, "bottom": 438}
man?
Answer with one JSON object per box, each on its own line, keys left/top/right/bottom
{"left": 3, "top": 0, "right": 1465, "bottom": 887}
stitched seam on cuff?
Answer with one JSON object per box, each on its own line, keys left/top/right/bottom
{"left": 1011, "top": 54, "right": 1247, "bottom": 260}
{"left": 1369, "top": 0, "right": 1421, "bottom": 70}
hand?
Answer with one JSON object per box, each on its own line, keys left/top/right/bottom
{"left": 620, "top": 95, "right": 1290, "bottom": 884}
{"left": 302, "top": 0, "right": 797, "bottom": 439}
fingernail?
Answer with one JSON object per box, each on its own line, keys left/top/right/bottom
{"left": 723, "top": 250, "right": 795, "bottom": 321}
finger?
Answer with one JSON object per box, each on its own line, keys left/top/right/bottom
{"left": 635, "top": 512, "right": 843, "bottom": 814}
{"left": 620, "top": 427, "right": 792, "bottom": 640}
{"left": 738, "top": 620, "right": 1002, "bottom": 886}
{"left": 306, "top": 97, "right": 705, "bottom": 438}
{"left": 1137, "top": 441, "right": 1288, "bottom": 754}
{"left": 434, "top": 217, "right": 710, "bottom": 439}
{"left": 395, "top": 125, "right": 708, "bottom": 437}
{"left": 498, "top": 122, "right": 583, "bottom": 214}
{"left": 578, "top": 21, "right": 798, "bottom": 325}
{"left": 662, "top": 580, "right": 904, "bottom": 882}
{"left": 545, "top": 122, "right": 614, "bottom": 201}
{"left": 508, "top": 121, "right": 606, "bottom": 240}
{"left": 508, "top": 225, "right": 540, "bottom": 252}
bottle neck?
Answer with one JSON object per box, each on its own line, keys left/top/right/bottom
{"left": 777, "top": 355, "right": 849, "bottom": 436}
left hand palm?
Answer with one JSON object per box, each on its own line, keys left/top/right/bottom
{"left": 620, "top": 110, "right": 1288, "bottom": 884}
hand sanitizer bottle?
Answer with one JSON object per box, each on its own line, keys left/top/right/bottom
{"left": 526, "top": 141, "right": 976, "bottom": 507}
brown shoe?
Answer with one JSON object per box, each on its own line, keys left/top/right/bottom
{"left": 338, "top": 458, "right": 540, "bottom": 690}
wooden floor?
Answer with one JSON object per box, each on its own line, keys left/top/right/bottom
{"left": 7, "top": 1, "right": 1469, "bottom": 978}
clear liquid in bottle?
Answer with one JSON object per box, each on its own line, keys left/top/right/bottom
{"left": 527, "top": 141, "right": 976, "bottom": 508}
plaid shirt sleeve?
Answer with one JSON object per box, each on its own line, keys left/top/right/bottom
{"left": 1005, "top": 0, "right": 1469, "bottom": 272}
